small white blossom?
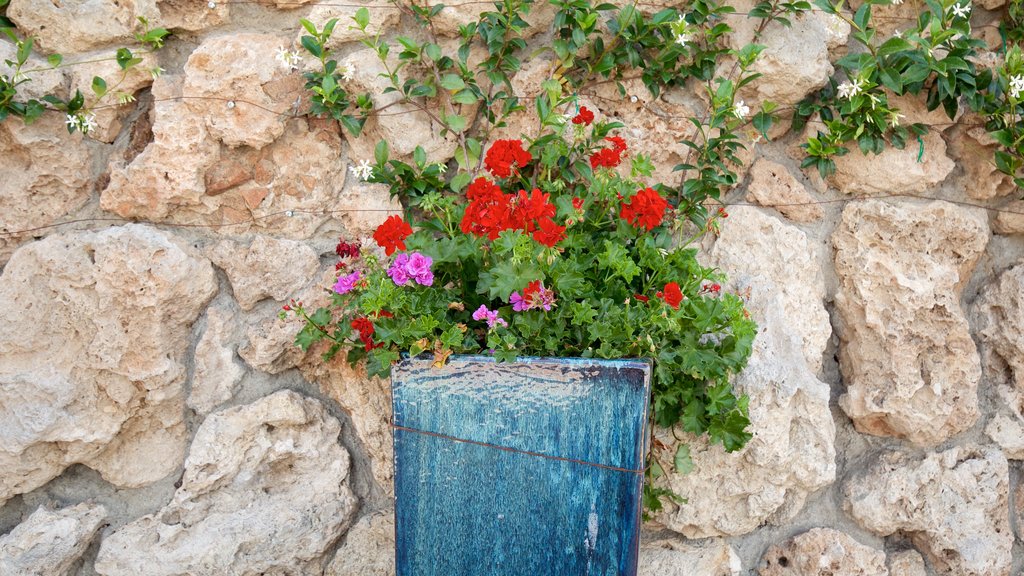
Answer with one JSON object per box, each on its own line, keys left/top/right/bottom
{"left": 64, "top": 114, "right": 77, "bottom": 129}
{"left": 950, "top": 1, "right": 970, "bottom": 19}
{"left": 1009, "top": 74, "right": 1024, "bottom": 100}
{"left": 349, "top": 159, "right": 374, "bottom": 181}
{"left": 79, "top": 113, "right": 97, "bottom": 133}
{"left": 891, "top": 0, "right": 903, "bottom": 5}
{"left": 675, "top": 32, "right": 692, "bottom": 47}
{"left": 889, "top": 111, "right": 905, "bottom": 127}
{"left": 340, "top": 64, "right": 354, "bottom": 81}
{"left": 893, "top": 29, "right": 903, "bottom": 38}
{"left": 732, "top": 100, "right": 749, "bottom": 119}
{"left": 275, "top": 46, "right": 302, "bottom": 70}
{"left": 837, "top": 79, "right": 863, "bottom": 99}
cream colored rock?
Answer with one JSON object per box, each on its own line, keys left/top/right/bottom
{"left": 341, "top": 48, "right": 468, "bottom": 165}
{"left": 888, "top": 550, "right": 928, "bottom": 576}
{"left": 239, "top": 314, "right": 309, "bottom": 374}
{"left": 651, "top": 303, "right": 835, "bottom": 537}
{"left": 325, "top": 511, "right": 396, "bottom": 576}
{"left": 207, "top": 236, "right": 320, "bottom": 311}
{"left": 0, "top": 225, "right": 217, "bottom": 504}
{"left": 94, "top": 390, "right": 358, "bottom": 576}
{"left": 834, "top": 200, "right": 988, "bottom": 445}
{"left": 829, "top": 131, "right": 954, "bottom": 195}
{"left": 7, "top": 0, "right": 159, "bottom": 54}
{"left": 182, "top": 34, "right": 300, "bottom": 148}
{"left": 745, "top": 158, "right": 824, "bottom": 223}
{"left": 972, "top": 264, "right": 1024, "bottom": 457}
{"left": 758, "top": 528, "right": 887, "bottom": 576}
{"left": 948, "top": 122, "right": 1015, "bottom": 201}
{"left": 844, "top": 446, "right": 1012, "bottom": 576}
{"left": 301, "top": 357, "right": 394, "bottom": 490}
{"left": 0, "top": 503, "right": 107, "bottom": 576}
{"left": 993, "top": 200, "right": 1024, "bottom": 235}
{"left": 189, "top": 305, "right": 245, "bottom": 415}
{"left": 336, "top": 183, "right": 404, "bottom": 237}
{"left": 0, "top": 41, "right": 66, "bottom": 100}
{"left": 0, "top": 113, "right": 95, "bottom": 264}
{"left": 640, "top": 538, "right": 741, "bottom": 576}
{"left": 728, "top": 3, "right": 850, "bottom": 107}
{"left": 710, "top": 206, "right": 830, "bottom": 374}
{"left": 158, "top": 0, "right": 230, "bottom": 31}
{"left": 300, "top": 0, "right": 401, "bottom": 49}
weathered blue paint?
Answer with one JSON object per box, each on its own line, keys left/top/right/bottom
{"left": 392, "top": 355, "right": 651, "bottom": 576}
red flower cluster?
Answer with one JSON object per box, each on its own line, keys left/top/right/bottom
{"left": 373, "top": 215, "right": 413, "bottom": 256}
{"left": 620, "top": 187, "right": 670, "bottom": 231}
{"left": 589, "top": 136, "right": 628, "bottom": 169}
{"left": 484, "top": 139, "right": 532, "bottom": 179}
{"left": 335, "top": 240, "right": 361, "bottom": 259}
{"left": 572, "top": 106, "right": 595, "bottom": 125}
{"left": 460, "top": 178, "right": 566, "bottom": 247}
{"left": 656, "top": 282, "right": 683, "bottom": 309}
{"left": 351, "top": 317, "right": 382, "bottom": 351}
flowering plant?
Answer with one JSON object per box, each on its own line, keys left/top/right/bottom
{"left": 287, "top": 110, "right": 757, "bottom": 500}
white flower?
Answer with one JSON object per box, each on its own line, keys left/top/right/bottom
{"left": 675, "top": 33, "right": 692, "bottom": 47}
{"left": 950, "top": 1, "right": 970, "bottom": 19}
{"left": 64, "top": 114, "right": 78, "bottom": 129}
{"left": 79, "top": 113, "right": 97, "bottom": 133}
{"left": 889, "top": 111, "right": 905, "bottom": 127}
{"left": 340, "top": 64, "right": 354, "bottom": 81}
{"left": 349, "top": 159, "right": 373, "bottom": 181}
{"left": 1010, "top": 74, "right": 1024, "bottom": 100}
{"left": 275, "top": 46, "right": 302, "bottom": 70}
{"left": 733, "top": 100, "right": 749, "bottom": 119}
{"left": 891, "top": 0, "right": 903, "bottom": 5}
{"left": 837, "top": 79, "right": 864, "bottom": 99}
{"left": 893, "top": 29, "right": 903, "bottom": 38}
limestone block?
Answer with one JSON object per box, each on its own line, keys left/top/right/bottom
{"left": 0, "top": 503, "right": 107, "bottom": 576}
{"left": 758, "top": 528, "right": 887, "bottom": 576}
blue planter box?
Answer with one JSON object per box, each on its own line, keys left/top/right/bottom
{"left": 392, "top": 355, "right": 652, "bottom": 576}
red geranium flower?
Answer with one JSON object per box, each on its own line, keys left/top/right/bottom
{"left": 572, "top": 197, "right": 584, "bottom": 211}
{"left": 461, "top": 178, "right": 515, "bottom": 240}
{"left": 605, "top": 136, "right": 627, "bottom": 154}
{"left": 620, "top": 187, "right": 670, "bottom": 231}
{"left": 484, "top": 139, "right": 532, "bottom": 179}
{"left": 351, "top": 317, "right": 382, "bottom": 351}
{"left": 656, "top": 282, "right": 683, "bottom": 309}
{"left": 512, "top": 188, "right": 556, "bottom": 231}
{"left": 634, "top": 293, "right": 650, "bottom": 303}
{"left": 589, "top": 147, "right": 622, "bottom": 169}
{"left": 373, "top": 215, "right": 413, "bottom": 256}
{"left": 532, "top": 218, "right": 566, "bottom": 247}
{"left": 572, "top": 106, "right": 595, "bottom": 125}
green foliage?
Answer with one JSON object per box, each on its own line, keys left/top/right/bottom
{"left": 298, "top": 17, "right": 372, "bottom": 136}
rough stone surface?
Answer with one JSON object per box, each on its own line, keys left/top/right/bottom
{"left": 887, "top": 550, "right": 928, "bottom": 576}
{"left": 7, "top": 0, "right": 160, "bottom": 54}
{"left": 745, "top": 158, "right": 824, "bottom": 223}
{"left": 182, "top": 34, "right": 299, "bottom": 148}
{"left": 158, "top": 0, "right": 230, "bottom": 31}
{"left": 639, "top": 538, "right": 741, "bottom": 576}
{"left": 710, "top": 206, "right": 831, "bottom": 374}
{"left": 972, "top": 264, "right": 1024, "bottom": 458}
{"left": 948, "top": 121, "right": 1016, "bottom": 201}
{"left": 0, "top": 503, "right": 107, "bottom": 576}
{"left": 299, "top": 0, "right": 401, "bottom": 49}
{"left": 0, "top": 225, "right": 216, "bottom": 504}
{"left": 758, "top": 528, "right": 887, "bottom": 576}
{"left": 834, "top": 200, "right": 988, "bottom": 445}
{"left": 94, "top": 390, "right": 359, "bottom": 576}
{"left": 189, "top": 304, "right": 245, "bottom": 415}
{"left": 300, "top": 357, "right": 394, "bottom": 490}
{"left": 0, "top": 114, "right": 96, "bottom": 264}
{"left": 207, "top": 236, "right": 320, "bottom": 310}
{"left": 325, "top": 510, "right": 396, "bottom": 576}
{"left": 653, "top": 211, "right": 835, "bottom": 537}
{"left": 829, "top": 131, "right": 954, "bottom": 195}
{"left": 994, "top": 200, "right": 1024, "bottom": 235}
{"left": 844, "top": 446, "right": 1012, "bottom": 576}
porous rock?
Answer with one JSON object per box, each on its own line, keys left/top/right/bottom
{"left": 207, "top": 235, "right": 320, "bottom": 311}
{"left": 745, "top": 158, "right": 824, "bottom": 223}
{"left": 0, "top": 225, "right": 217, "bottom": 504}
{"left": 182, "top": 33, "right": 301, "bottom": 148}
{"left": 325, "top": 510, "right": 396, "bottom": 576}
{"left": 94, "top": 390, "right": 358, "bottom": 576}
{"left": 0, "top": 113, "right": 95, "bottom": 264}
{"left": 299, "top": 0, "right": 401, "bottom": 49}
{"left": 829, "top": 131, "right": 954, "bottom": 195}
{"left": 639, "top": 538, "right": 741, "bottom": 576}
{"left": 189, "top": 304, "right": 246, "bottom": 416}
{"left": 158, "top": 0, "right": 230, "bottom": 31}
{"left": 888, "top": 550, "right": 928, "bottom": 576}
{"left": 844, "top": 445, "right": 1012, "bottom": 576}
{"left": 834, "top": 200, "right": 988, "bottom": 445}
{"left": 972, "top": 264, "right": 1024, "bottom": 457}
{"left": 948, "top": 121, "right": 1015, "bottom": 201}
{"left": 653, "top": 210, "right": 835, "bottom": 536}
{"left": 993, "top": 200, "right": 1024, "bottom": 235}
{"left": 7, "top": 0, "right": 160, "bottom": 54}
{"left": 758, "top": 528, "right": 887, "bottom": 576}
{"left": 0, "top": 503, "right": 107, "bottom": 576}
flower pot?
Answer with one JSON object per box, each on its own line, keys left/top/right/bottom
{"left": 391, "top": 355, "right": 652, "bottom": 576}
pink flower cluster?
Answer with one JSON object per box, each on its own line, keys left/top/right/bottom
{"left": 333, "top": 270, "right": 362, "bottom": 294}
{"left": 472, "top": 305, "right": 507, "bottom": 329}
{"left": 388, "top": 252, "right": 434, "bottom": 286}
{"left": 510, "top": 281, "right": 555, "bottom": 311}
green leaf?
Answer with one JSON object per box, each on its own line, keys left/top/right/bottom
{"left": 374, "top": 140, "right": 390, "bottom": 165}
{"left": 47, "top": 53, "right": 62, "bottom": 68}
{"left": 445, "top": 113, "right": 466, "bottom": 133}
{"left": 300, "top": 35, "right": 322, "bottom": 58}
{"left": 440, "top": 74, "right": 465, "bottom": 91}
{"left": 354, "top": 7, "right": 370, "bottom": 30}
{"left": 91, "top": 76, "right": 107, "bottom": 98}
{"left": 450, "top": 172, "right": 472, "bottom": 192}
{"left": 452, "top": 89, "right": 478, "bottom": 105}
{"left": 673, "top": 444, "right": 695, "bottom": 475}
{"left": 877, "top": 36, "right": 912, "bottom": 58}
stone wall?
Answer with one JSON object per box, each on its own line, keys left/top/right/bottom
{"left": 1, "top": 1, "right": 1023, "bottom": 575}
